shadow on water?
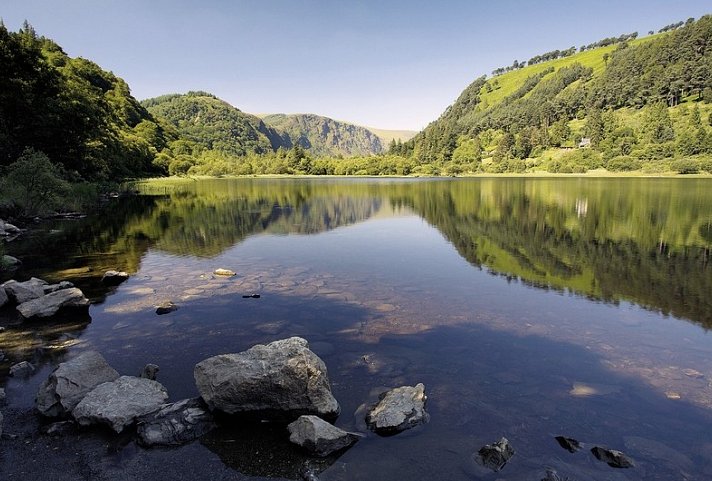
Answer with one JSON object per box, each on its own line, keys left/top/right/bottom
{"left": 2, "top": 288, "right": 712, "bottom": 480}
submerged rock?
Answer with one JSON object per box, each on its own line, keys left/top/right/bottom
{"left": 17, "top": 287, "right": 90, "bottom": 319}
{"left": 102, "top": 270, "right": 129, "bottom": 286}
{"left": 1, "top": 255, "right": 21, "bottom": 269}
{"left": 555, "top": 435, "right": 581, "bottom": 453}
{"left": 155, "top": 301, "right": 178, "bottom": 315}
{"left": 366, "top": 383, "right": 429, "bottom": 435}
{"left": 3, "top": 278, "right": 47, "bottom": 304}
{"left": 287, "top": 415, "right": 360, "bottom": 456}
{"left": 541, "top": 468, "right": 568, "bottom": 481}
{"left": 37, "top": 351, "right": 120, "bottom": 417}
{"left": 72, "top": 376, "right": 169, "bottom": 432}
{"left": 194, "top": 337, "right": 339, "bottom": 418}
{"left": 477, "top": 437, "right": 515, "bottom": 472}
{"left": 137, "top": 398, "right": 216, "bottom": 447}
{"left": 9, "top": 361, "right": 35, "bottom": 378}
{"left": 590, "top": 446, "right": 634, "bottom": 468}
{"left": 213, "top": 268, "right": 236, "bottom": 277}
{"left": 140, "top": 363, "right": 160, "bottom": 381}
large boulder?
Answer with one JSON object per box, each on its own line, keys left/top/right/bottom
{"left": 366, "top": 383, "right": 429, "bottom": 435}
{"left": 287, "top": 415, "right": 359, "bottom": 456}
{"left": 194, "top": 337, "right": 339, "bottom": 418}
{"left": 37, "top": 351, "right": 120, "bottom": 417}
{"left": 17, "top": 287, "right": 90, "bottom": 319}
{"left": 72, "top": 376, "right": 169, "bottom": 432}
{"left": 137, "top": 398, "right": 216, "bottom": 447}
{"left": 3, "top": 278, "right": 47, "bottom": 304}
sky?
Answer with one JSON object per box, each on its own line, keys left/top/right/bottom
{"left": 2, "top": 1, "right": 710, "bottom": 131}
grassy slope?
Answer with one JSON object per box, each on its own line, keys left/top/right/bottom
{"left": 366, "top": 127, "right": 418, "bottom": 144}
{"left": 478, "top": 35, "right": 660, "bottom": 109}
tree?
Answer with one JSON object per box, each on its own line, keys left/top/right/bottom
{"left": 641, "top": 102, "right": 675, "bottom": 144}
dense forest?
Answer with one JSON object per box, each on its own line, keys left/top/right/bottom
{"left": 1, "top": 15, "right": 712, "bottom": 206}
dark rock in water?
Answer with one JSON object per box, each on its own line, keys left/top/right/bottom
{"left": 591, "top": 446, "right": 634, "bottom": 468}
{"left": 37, "top": 351, "right": 120, "bottom": 417}
{"left": 3, "top": 278, "right": 47, "bottom": 304}
{"left": 0, "top": 287, "right": 7, "bottom": 308}
{"left": 194, "top": 337, "right": 339, "bottom": 418}
{"left": 101, "top": 270, "right": 129, "bottom": 286}
{"left": 155, "top": 301, "right": 178, "bottom": 315}
{"left": 42, "top": 420, "right": 76, "bottom": 437}
{"left": 242, "top": 294, "right": 261, "bottom": 298}
{"left": 476, "top": 437, "right": 514, "bottom": 472}
{"left": 366, "top": 383, "right": 429, "bottom": 435}
{"left": 137, "top": 398, "right": 216, "bottom": 447}
{"left": 9, "top": 361, "right": 35, "bottom": 378}
{"left": 213, "top": 268, "right": 236, "bottom": 277}
{"left": 17, "top": 287, "right": 90, "bottom": 319}
{"left": 72, "top": 376, "right": 169, "bottom": 433}
{"left": 140, "top": 363, "right": 160, "bottom": 381}
{"left": 555, "top": 435, "right": 581, "bottom": 453}
{"left": 541, "top": 468, "right": 570, "bottom": 481}
{"left": 288, "top": 415, "right": 360, "bottom": 456}
{"left": 1, "top": 255, "right": 21, "bottom": 269}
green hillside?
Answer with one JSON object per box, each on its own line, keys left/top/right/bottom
{"left": 366, "top": 127, "right": 418, "bottom": 144}
{"left": 396, "top": 16, "right": 712, "bottom": 175}
{"left": 261, "top": 113, "right": 384, "bottom": 156}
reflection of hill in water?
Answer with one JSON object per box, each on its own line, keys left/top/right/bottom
{"left": 397, "top": 179, "right": 712, "bottom": 328}
{"left": 5, "top": 178, "right": 712, "bottom": 328}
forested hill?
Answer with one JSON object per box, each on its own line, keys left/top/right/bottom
{"left": 396, "top": 15, "right": 712, "bottom": 174}
{"left": 261, "top": 113, "right": 384, "bottom": 157}
{"left": 0, "top": 22, "right": 171, "bottom": 180}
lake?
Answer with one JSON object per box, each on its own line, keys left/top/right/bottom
{"left": 2, "top": 177, "right": 712, "bottom": 480}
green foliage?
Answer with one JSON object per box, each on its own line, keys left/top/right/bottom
{"left": 606, "top": 156, "right": 642, "bottom": 171}
{"left": 0, "top": 148, "right": 69, "bottom": 216}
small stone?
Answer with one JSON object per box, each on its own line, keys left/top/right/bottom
{"left": 213, "top": 268, "right": 236, "bottom": 276}
{"left": 288, "top": 415, "right": 360, "bottom": 456}
{"left": 477, "top": 437, "right": 515, "bottom": 472}
{"left": 1, "top": 255, "right": 21, "bottom": 268}
{"left": 555, "top": 435, "right": 581, "bottom": 453}
{"left": 140, "top": 364, "right": 160, "bottom": 381}
{"left": 665, "top": 391, "right": 681, "bottom": 400}
{"left": 682, "top": 368, "right": 704, "bottom": 379}
{"left": 541, "top": 468, "right": 566, "bottom": 481}
{"left": 9, "top": 361, "right": 35, "bottom": 378}
{"left": 155, "top": 301, "right": 178, "bottom": 315}
{"left": 242, "top": 294, "right": 261, "bottom": 298}
{"left": 366, "top": 383, "right": 429, "bottom": 435}
{"left": 42, "top": 421, "right": 76, "bottom": 436}
{"left": 590, "top": 446, "right": 634, "bottom": 468}
{"left": 101, "top": 270, "right": 129, "bottom": 286}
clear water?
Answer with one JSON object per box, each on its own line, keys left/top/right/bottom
{"left": 2, "top": 177, "right": 712, "bottom": 480}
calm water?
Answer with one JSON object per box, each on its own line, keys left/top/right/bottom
{"left": 2, "top": 177, "right": 712, "bottom": 480}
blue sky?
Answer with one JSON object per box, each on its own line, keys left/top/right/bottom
{"left": 2, "top": 0, "right": 710, "bottom": 130}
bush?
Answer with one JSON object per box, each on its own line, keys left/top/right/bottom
{"left": 0, "top": 148, "right": 70, "bottom": 216}
{"left": 670, "top": 159, "right": 702, "bottom": 174}
{"left": 606, "top": 156, "right": 642, "bottom": 172}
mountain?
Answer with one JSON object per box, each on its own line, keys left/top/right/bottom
{"left": 141, "top": 92, "right": 282, "bottom": 156}
{"left": 366, "top": 127, "right": 418, "bottom": 144}
{"left": 399, "top": 15, "right": 712, "bottom": 174}
{"left": 0, "top": 23, "right": 170, "bottom": 180}
{"left": 261, "top": 113, "right": 384, "bottom": 156}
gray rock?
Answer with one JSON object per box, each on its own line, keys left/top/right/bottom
{"left": 17, "top": 287, "right": 90, "bottom": 319}
{"left": 0, "top": 220, "right": 21, "bottom": 235}
{"left": 9, "top": 361, "right": 35, "bottom": 377}
{"left": 288, "top": 415, "right": 359, "bottom": 456}
{"left": 477, "top": 437, "right": 515, "bottom": 472}
{"left": 213, "top": 268, "right": 236, "bottom": 276}
{"left": 140, "top": 363, "right": 160, "bottom": 381}
{"left": 555, "top": 435, "right": 581, "bottom": 453}
{"left": 155, "top": 301, "right": 178, "bottom": 315}
{"left": 72, "top": 376, "right": 169, "bottom": 432}
{"left": 366, "top": 383, "right": 429, "bottom": 434}
{"left": 541, "top": 468, "right": 568, "bottom": 481}
{"left": 101, "top": 270, "right": 129, "bottom": 286}
{"left": 0, "top": 287, "right": 8, "bottom": 308}
{"left": 37, "top": 351, "right": 120, "bottom": 417}
{"left": 1, "top": 255, "right": 21, "bottom": 268}
{"left": 42, "top": 420, "right": 76, "bottom": 436}
{"left": 591, "top": 446, "right": 634, "bottom": 468}
{"left": 194, "top": 337, "right": 339, "bottom": 418}
{"left": 43, "top": 281, "right": 75, "bottom": 294}
{"left": 3, "top": 278, "right": 47, "bottom": 304}
{"left": 137, "top": 398, "right": 216, "bottom": 446}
